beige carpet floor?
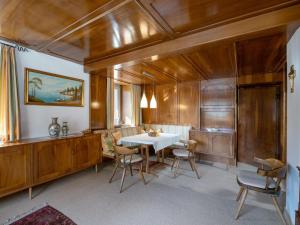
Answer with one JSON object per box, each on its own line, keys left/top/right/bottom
{"left": 0, "top": 160, "right": 285, "bottom": 225}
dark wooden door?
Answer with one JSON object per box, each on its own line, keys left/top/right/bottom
{"left": 238, "top": 85, "right": 280, "bottom": 164}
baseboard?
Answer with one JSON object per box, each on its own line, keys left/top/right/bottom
{"left": 284, "top": 208, "right": 293, "bottom": 225}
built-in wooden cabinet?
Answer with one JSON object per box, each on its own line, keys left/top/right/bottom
{"left": 190, "top": 130, "right": 235, "bottom": 165}
{"left": 200, "top": 78, "right": 236, "bottom": 130}
{"left": 0, "top": 133, "right": 101, "bottom": 198}
{"left": 0, "top": 145, "right": 31, "bottom": 197}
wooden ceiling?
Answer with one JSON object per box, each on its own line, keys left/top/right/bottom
{"left": 110, "top": 33, "right": 287, "bottom": 84}
{"left": 1, "top": 0, "right": 299, "bottom": 83}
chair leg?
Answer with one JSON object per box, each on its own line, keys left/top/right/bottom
{"left": 236, "top": 187, "right": 245, "bottom": 201}
{"left": 129, "top": 164, "right": 133, "bottom": 176}
{"left": 235, "top": 189, "right": 248, "bottom": 219}
{"left": 109, "top": 162, "right": 119, "bottom": 183}
{"left": 171, "top": 157, "right": 176, "bottom": 170}
{"left": 272, "top": 196, "right": 287, "bottom": 225}
{"left": 191, "top": 159, "right": 200, "bottom": 179}
{"left": 188, "top": 158, "right": 194, "bottom": 171}
{"left": 174, "top": 159, "right": 180, "bottom": 178}
{"left": 145, "top": 146, "right": 149, "bottom": 173}
{"left": 139, "top": 162, "right": 146, "bottom": 185}
{"left": 120, "top": 166, "right": 127, "bottom": 193}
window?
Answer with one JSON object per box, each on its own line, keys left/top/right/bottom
{"left": 114, "top": 84, "right": 121, "bottom": 126}
{"left": 113, "top": 82, "right": 133, "bottom": 127}
{"left": 122, "top": 85, "right": 133, "bottom": 125}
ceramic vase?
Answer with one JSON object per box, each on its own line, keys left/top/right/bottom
{"left": 48, "top": 117, "right": 61, "bottom": 137}
{"left": 61, "top": 122, "right": 69, "bottom": 136}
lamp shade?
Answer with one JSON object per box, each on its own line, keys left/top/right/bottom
{"left": 150, "top": 93, "right": 157, "bottom": 108}
{"left": 140, "top": 92, "right": 148, "bottom": 108}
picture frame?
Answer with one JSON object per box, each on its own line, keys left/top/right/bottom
{"left": 24, "top": 68, "right": 84, "bottom": 107}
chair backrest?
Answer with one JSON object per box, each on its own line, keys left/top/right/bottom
{"left": 113, "top": 145, "right": 138, "bottom": 164}
{"left": 111, "top": 131, "right": 122, "bottom": 144}
{"left": 186, "top": 140, "right": 197, "bottom": 153}
{"left": 113, "top": 145, "right": 135, "bottom": 155}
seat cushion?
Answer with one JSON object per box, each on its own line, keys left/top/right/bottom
{"left": 101, "top": 134, "right": 115, "bottom": 157}
{"left": 173, "top": 149, "right": 189, "bottom": 158}
{"left": 121, "top": 154, "right": 143, "bottom": 164}
{"left": 237, "top": 170, "right": 276, "bottom": 189}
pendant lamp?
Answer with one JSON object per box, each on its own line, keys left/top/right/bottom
{"left": 140, "top": 77, "right": 148, "bottom": 108}
{"left": 150, "top": 82, "right": 157, "bottom": 108}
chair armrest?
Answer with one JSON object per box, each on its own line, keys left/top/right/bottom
{"left": 179, "top": 139, "right": 188, "bottom": 147}
{"left": 254, "top": 157, "right": 272, "bottom": 170}
{"left": 179, "top": 139, "right": 188, "bottom": 144}
{"left": 114, "top": 146, "right": 138, "bottom": 155}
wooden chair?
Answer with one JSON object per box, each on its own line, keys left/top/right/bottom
{"left": 171, "top": 140, "right": 200, "bottom": 179}
{"left": 109, "top": 145, "right": 146, "bottom": 193}
{"left": 111, "top": 131, "right": 122, "bottom": 145}
{"left": 235, "top": 158, "right": 287, "bottom": 225}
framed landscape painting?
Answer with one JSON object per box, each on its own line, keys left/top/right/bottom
{"left": 25, "top": 68, "right": 84, "bottom": 107}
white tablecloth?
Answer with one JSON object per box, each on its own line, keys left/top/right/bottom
{"left": 119, "top": 133, "right": 180, "bottom": 153}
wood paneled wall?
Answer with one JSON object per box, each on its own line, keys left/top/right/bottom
{"left": 90, "top": 74, "right": 107, "bottom": 130}
{"left": 156, "top": 83, "right": 178, "bottom": 124}
{"left": 178, "top": 81, "right": 200, "bottom": 128}
{"left": 142, "top": 78, "right": 236, "bottom": 130}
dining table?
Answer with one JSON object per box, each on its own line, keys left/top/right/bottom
{"left": 119, "top": 133, "right": 181, "bottom": 173}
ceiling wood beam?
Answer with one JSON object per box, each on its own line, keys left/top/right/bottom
{"left": 37, "top": 0, "right": 132, "bottom": 51}
{"left": 142, "top": 62, "right": 179, "bottom": 82}
{"left": 84, "top": 4, "right": 300, "bottom": 72}
{"left": 118, "top": 68, "right": 154, "bottom": 82}
{"left": 134, "top": 0, "right": 175, "bottom": 37}
{"left": 179, "top": 54, "right": 207, "bottom": 80}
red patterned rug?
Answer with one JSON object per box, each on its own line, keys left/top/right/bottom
{"left": 6, "top": 205, "right": 77, "bottom": 225}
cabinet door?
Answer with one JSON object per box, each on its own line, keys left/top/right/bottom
{"left": 73, "top": 135, "right": 100, "bottom": 170}
{"left": 0, "top": 145, "right": 31, "bottom": 197}
{"left": 211, "top": 134, "right": 234, "bottom": 158}
{"left": 54, "top": 139, "right": 73, "bottom": 173}
{"left": 190, "top": 131, "right": 210, "bottom": 154}
{"left": 33, "top": 140, "right": 73, "bottom": 184}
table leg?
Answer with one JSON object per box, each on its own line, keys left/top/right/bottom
{"left": 146, "top": 145, "right": 149, "bottom": 173}
{"left": 156, "top": 151, "right": 160, "bottom": 162}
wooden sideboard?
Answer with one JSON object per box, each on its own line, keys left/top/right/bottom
{"left": 189, "top": 129, "right": 235, "bottom": 167}
{"left": 0, "top": 133, "right": 101, "bottom": 199}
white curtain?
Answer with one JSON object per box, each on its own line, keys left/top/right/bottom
{"left": 131, "top": 84, "right": 142, "bottom": 126}
{"left": 106, "top": 78, "right": 114, "bottom": 129}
